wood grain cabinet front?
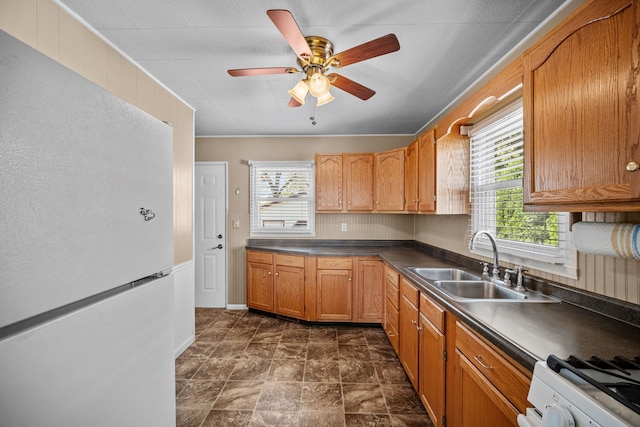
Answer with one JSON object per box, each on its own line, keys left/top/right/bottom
{"left": 246, "top": 250, "right": 274, "bottom": 312}
{"left": 522, "top": 0, "right": 640, "bottom": 211}
{"left": 273, "top": 254, "right": 305, "bottom": 319}
{"left": 315, "top": 153, "right": 374, "bottom": 212}
{"left": 316, "top": 257, "right": 353, "bottom": 321}
{"left": 452, "top": 322, "right": 531, "bottom": 427}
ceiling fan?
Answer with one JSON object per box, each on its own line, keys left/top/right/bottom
{"left": 228, "top": 9, "right": 400, "bottom": 107}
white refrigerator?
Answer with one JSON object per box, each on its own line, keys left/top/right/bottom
{"left": 0, "top": 30, "right": 176, "bottom": 426}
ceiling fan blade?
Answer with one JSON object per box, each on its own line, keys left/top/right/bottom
{"left": 287, "top": 98, "right": 302, "bottom": 108}
{"left": 228, "top": 67, "right": 296, "bottom": 77}
{"left": 331, "top": 34, "right": 400, "bottom": 68}
{"left": 267, "top": 10, "right": 312, "bottom": 60}
{"left": 328, "top": 73, "right": 375, "bottom": 100}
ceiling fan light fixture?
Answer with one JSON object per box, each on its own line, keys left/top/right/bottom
{"left": 316, "top": 91, "right": 335, "bottom": 107}
{"left": 308, "top": 71, "right": 331, "bottom": 97}
{"left": 288, "top": 80, "right": 309, "bottom": 104}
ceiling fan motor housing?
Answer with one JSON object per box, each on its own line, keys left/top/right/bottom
{"left": 298, "top": 36, "right": 335, "bottom": 71}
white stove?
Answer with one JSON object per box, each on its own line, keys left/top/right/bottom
{"left": 518, "top": 355, "right": 640, "bottom": 427}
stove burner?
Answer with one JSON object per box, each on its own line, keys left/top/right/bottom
{"left": 547, "top": 354, "right": 640, "bottom": 415}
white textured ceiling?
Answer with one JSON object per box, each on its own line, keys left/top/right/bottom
{"left": 58, "top": 0, "right": 571, "bottom": 137}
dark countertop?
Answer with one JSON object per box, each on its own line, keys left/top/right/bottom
{"left": 246, "top": 240, "right": 640, "bottom": 371}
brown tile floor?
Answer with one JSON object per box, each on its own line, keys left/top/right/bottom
{"left": 176, "top": 308, "right": 434, "bottom": 427}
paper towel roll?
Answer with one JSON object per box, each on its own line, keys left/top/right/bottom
{"left": 572, "top": 221, "right": 640, "bottom": 259}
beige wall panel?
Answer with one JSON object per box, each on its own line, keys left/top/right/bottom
{"left": 195, "top": 135, "right": 413, "bottom": 305}
{"left": 0, "top": 0, "right": 37, "bottom": 47}
{"left": 106, "top": 45, "right": 121, "bottom": 96}
{"left": 36, "top": 0, "right": 59, "bottom": 60}
{"left": 173, "top": 102, "right": 194, "bottom": 266}
{"left": 154, "top": 85, "right": 176, "bottom": 125}
{"left": 136, "top": 69, "right": 156, "bottom": 116}
{"left": 84, "top": 31, "right": 108, "bottom": 89}
{"left": 58, "top": 10, "right": 85, "bottom": 74}
{"left": 118, "top": 57, "right": 137, "bottom": 106}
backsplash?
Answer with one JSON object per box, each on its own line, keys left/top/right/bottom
{"left": 414, "top": 213, "right": 640, "bottom": 305}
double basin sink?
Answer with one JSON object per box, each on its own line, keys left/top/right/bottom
{"left": 408, "top": 268, "right": 557, "bottom": 303}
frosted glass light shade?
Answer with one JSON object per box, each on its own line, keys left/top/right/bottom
{"left": 288, "top": 80, "right": 308, "bottom": 104}
{"left": 316, "top": 91, "right": 335, "bottom": 106}
{"left": 308, "top": 72, "right": 331, "bottom": 97}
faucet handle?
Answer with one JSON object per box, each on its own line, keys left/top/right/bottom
{"left": 479, "top": 262, "right": 489, "bottom": 276}
{"left": 503, "top": 269, "right": 515, "bottom": 287}
{"left": 514, "top": 266, "right": 527, "bottom": 291}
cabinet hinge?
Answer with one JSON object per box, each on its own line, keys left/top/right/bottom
{"left": 443, "top": 350, "right": 447, "bottom": 361}
{"left": 433, "top": 195, "right": 437, "bottom": 202}
{"left": 442, "top": 415, "right": 447, "bottom": 426}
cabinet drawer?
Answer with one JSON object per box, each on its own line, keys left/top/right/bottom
{"left": 317, "top": 257, "right": 352, "bottom": 270}
{"left": 247, "top": 251, "right": 273, "bottom": 265}
{"left": 400, "top": 277, "right": 419, "bottom": 307}
{"left": 384, "top": 265, "right": 399, "bottom": 287}
{"left": 275, "top": 253, "right": 305, "bottom": 268}
{"left": 420, "top": 293, "right": 445, "bottom": 332}
{"left": 456, "top": 322, "right": 531, "bottom": 413}
{"left": 386, "top": 281, "right": 399, "bottom": 310}
{"left": 386, "top": 303, "right": 399, "bottom": 331}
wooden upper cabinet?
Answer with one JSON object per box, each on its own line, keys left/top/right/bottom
{"left": 375, "top": 147, "right": 405, "bottom": 211}
{"left": 522, "top": 0, "right": 640, "bottom": 211}
{"left": 406, "top": 130, "right": 437, "bottom": 213}
{"left": 344, "top": 154, "right": 374, "bottom": 211}
{"left": 315, "top": 154, "right": 343, "bottom": 211}
{"left": 316, "top": 153, "right": 373, "bottom": 212}
{"left": 405, "top": 141, "right": 419, "bottom": 212}
{"left": 435, "top": 131, "right": 469, "bottom": 214}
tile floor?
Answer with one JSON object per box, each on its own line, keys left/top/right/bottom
{"left": 176, "top": 308, "right": 434, "bottom": 427}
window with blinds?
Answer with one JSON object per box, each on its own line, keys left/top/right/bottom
{"left": 249, "top": 160, "right": 315, "bottom": 236}
{"left": 469, "top": 100, "right": 576, "bottom": 278}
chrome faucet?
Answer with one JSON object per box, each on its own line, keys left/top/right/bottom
{"left": 468, "top": 230, "right": 500, "bottom": 280}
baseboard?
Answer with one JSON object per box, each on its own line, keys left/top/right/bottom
{"left": 226, "top": 304, "right": 248, "bottom": 310}
{"left": 174, "top": 335, "right": 195, "bottom": 358}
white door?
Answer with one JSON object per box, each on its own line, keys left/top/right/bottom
{"left": 195, "top": 162, "right": 227, "bottom": 307}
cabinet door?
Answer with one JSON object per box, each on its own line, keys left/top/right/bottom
{"left": 274, "top": 265, "right": 305, "bottom": 318}
{"left": 344, "top": 154, "right": 374, "bottom": 211}
{"left": 418, "top": 130, "right": 436, "bottom": 212}
{"left": 405, "top": 141, "right": 419, "bottom": 212}
{"left": 522, "top": 0, "right": 640, "bottom": 211}
{"left": 455, "top": 351, "right": 519, "bottom": 427}
{"left": 353, "top": 258, "right": 382, "bottom": 322}
{"left": 399, "top": 292, "right": 419, "bottom": 390}
{"left": 316, "top": 154, "right": 344, "bottom": 211}
{"left": 246, "top": 261, "right": 273, "bottom": 311}
{"left": 317, "top": 269, "right": 353, "bottom": 321}
{"left": 419, "top": 312, "right": 445, "bottom": 427}
{"left": 375, "top": 148, "right": 405, "bottom": 211}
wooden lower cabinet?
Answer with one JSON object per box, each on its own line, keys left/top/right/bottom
{"left": 452, "top": 322, "right": 531, "bottom": 427}
{"left": 399, "top": 277, "right": 420, "bottom": 390}
{"left": 353, "top": 258, "right": 383, "bottom": 322}
{"left": 274, "top": 254, "right": 305, "bottom": 318}
{"left": 418, "top": 293, "right": 446, "bottom": 427}
{"left": 316, "top": 257, "right": 353, "bottom": 321}
{"left": 383, "top": 265, "right": 400, "bottom": 353}
{"left": 246, "top": 250, "right": 274, "bottom": 312}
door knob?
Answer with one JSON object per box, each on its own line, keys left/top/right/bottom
{"left": 217, "top": 234, "right": 223, "bottom": 239}
{"left": 626, "top": 161, "right": 639, "bottom": 172}
{"left": 209, "top": 244, "right": 223, "bottom": 250}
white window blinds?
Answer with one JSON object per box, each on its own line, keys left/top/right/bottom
{"left": 249, "top": 160, "right": 315, "bottom": 236}
{"left": 469, "top": 100, "right": 576, "bottom": 278}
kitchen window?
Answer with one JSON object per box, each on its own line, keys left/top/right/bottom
{"left": 249, "top": 160, "right": 315, "bottom": 237}
{"left": 469, "top": 100, "right": 576, "bottom": 278}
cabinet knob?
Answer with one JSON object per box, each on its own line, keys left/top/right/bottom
{"left": 627, "top": 161, "right": 640, "bottom": 172}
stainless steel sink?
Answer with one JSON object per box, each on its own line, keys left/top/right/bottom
{"left": 409, "top": 267, "right": 481, "bottom": 281}
{"left": 433, "top": 280, "right": 558, "bottom": 302}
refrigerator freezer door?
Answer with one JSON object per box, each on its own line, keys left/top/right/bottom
{"left": 0, "top": 275, "right": 175, "bottom": 427}
{"left": 0, "top": 30, "right": 173, "bottom": 328}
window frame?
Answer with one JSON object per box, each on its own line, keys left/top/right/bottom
{"left": 468, "top": 100, "right": 577, "bottom": 279}
{"left": 249, "top": 160, "right": 315, "bottom": 237}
